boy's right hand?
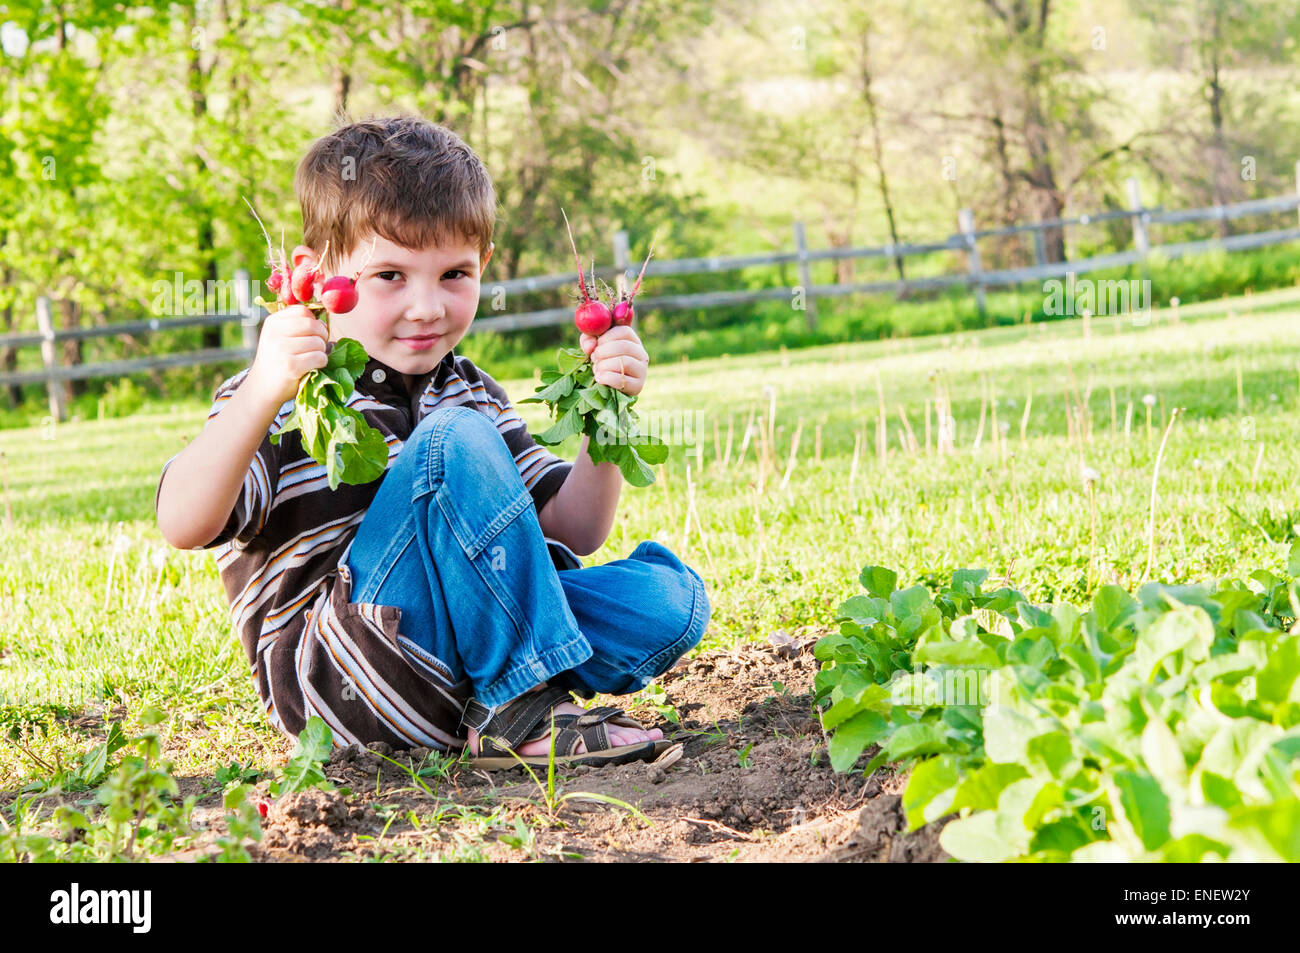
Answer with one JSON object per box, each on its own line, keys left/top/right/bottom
{"left": 245, "top": 305, "right": 331, "bottom": 407}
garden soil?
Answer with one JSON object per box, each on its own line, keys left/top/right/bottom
{"left": 165, "top": 627, "right": 950, "bottom": 863}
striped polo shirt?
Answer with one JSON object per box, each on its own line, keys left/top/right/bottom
{"left": 154, "top": 348, "right": 573, "bottom": 750}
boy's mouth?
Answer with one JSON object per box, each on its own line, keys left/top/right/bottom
{"left": 398, "top": 333, "right": 441, "bottom": 351}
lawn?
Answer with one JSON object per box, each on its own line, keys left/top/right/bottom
{"left": 2, "top": 289, "right": 1298, "bottom": 859}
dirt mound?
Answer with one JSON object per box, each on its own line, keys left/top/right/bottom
{"left": 258, "top": 788, "right": 381, "bottom": 861}
{"left": 178, "top": 627, "right": 948, "bottom": 863}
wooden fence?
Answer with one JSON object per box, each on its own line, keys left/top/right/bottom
{"left": 6, "top": 170, "right": 1300, "bottom": 422}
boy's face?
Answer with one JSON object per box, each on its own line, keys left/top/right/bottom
{"left": 291, "top": 232, "right": 493, "bottom": 391}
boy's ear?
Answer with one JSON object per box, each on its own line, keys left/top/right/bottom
{"left": 291, "top": 244, "right": 317, "bottom": 271}
{"left": 481, "top": 242, "right": 494, "bottom": 270}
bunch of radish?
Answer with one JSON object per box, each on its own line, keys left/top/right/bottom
{"left": 563, "top": 208, "right": 655, "bottom": 336}
{"left": 519, "top": 211, "right": 667, "bottom": 487}
{"left": 244, "top": 199, "right": 388, "bottom": 490}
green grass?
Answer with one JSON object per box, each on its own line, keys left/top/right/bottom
{"left": 2, "top": 288, "right": 1300, "bottom": 817}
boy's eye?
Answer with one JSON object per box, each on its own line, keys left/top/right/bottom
{"left": 377, "top": 271, "right": 402, "bottom": 281}
{"left": 443, "top": 270, "right": 467, "bottom": 280}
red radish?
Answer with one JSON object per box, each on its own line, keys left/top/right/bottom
{"left": 320, "top": 275, "right": 358, "bottom": 314}
{"left": 267, "top": 269, "right": 285, "bottom": 294}
{"left": 290, "top": 261, "right": 320, "bottom": 303}
{"left": 257, "top": 799, "right": 269, "bottom": 819}
{"left": 612, "top": 232, "right": 657, "bottom": 326}
{"left": 575, "top": 298, "right": 612, "bottom": 335}
{"left": 561, "top": 208, "right": 613, "bottom": 335}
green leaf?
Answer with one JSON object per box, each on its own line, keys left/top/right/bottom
{"left": 836, "top": 595, "right": 886, "bottom": 626}
{"left": 902, "top": 755, "right": 962, "bottom": 829}
{"left": 328, "top": 411, "right": 390, "bottom": 490}
{"left": 631, "top": 438, "right": 670, "bottom": 464}
{"left": 883, "top": 723, "right": 950, "bottom": 761}
{"left": 860, "top": 566, "right": 898, "bottom": 599}
{"left": 1140, "top": 708, "right": 1187, "bottom": 794}
{"left": 982, "top": 706, "right": 1039, "bottom": 763}
{"left": 1160, "top": 834, "right": 1230, "bottom": 862}
{"left": 1026, "top": 731, "right": 1076, "bottom": 777}
{"left": 1111, "top": 769, "right": 1171, "bottom": 852}
{"left": 951, "top": 762, "right": 1030, "bottom": 813}
{"left": 293, "top": 717, "right": 333, "bottom": 764}
{"left": 939, "top": 811, "right": 1019, "bottom": 862}
{"left": 828, "top": 711, "right": 889, "bottom": 773}
{"left": 611, "top": 444, "right": 657, "bottom": 487}
{"left": 914, "top": 640, "right": 1001, "bottom": 668}
{"left": 890, "top": 585, "right": 933, "bottom": 621}
{"left": 1199, "top": 771, "right": 1243, "bottom": 810}
{"left": 574, "top": 386, "right": 605, "bottom": 415}
{"left": 1092, "top": 585, "right": 1137, "bottom": 633}
{"left": 1256, "top": 636, "right": 1300, "bottom": 705}
{"left": 1134, "top": 606, "right": 1214, "bottom": 680}
{"left": 1029, "top": 818, "right": 1093, "bottom": 856}
{"left": 275, "top": 716, "right": 335, "bottom": 796}
{"left": 1227, "top": 800, "right": 1300, "bottom": 861}
{"left": 537, "top": 407, "right": 583, "bottom": 445}
{"left": 950, "top": 568, "right": 989, "bottom": 595}
{"left": 523, "top": 372, "right": 577, "bottom": 403}
{"left": 556, "top": 347, "right": 587, "bottom": 375}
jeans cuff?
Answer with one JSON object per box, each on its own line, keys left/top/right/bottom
{"left": 472, "top": 633, "right": 594, "bottom": 713}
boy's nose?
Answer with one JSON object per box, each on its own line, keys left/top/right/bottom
{"left": 404, "top": 291, "right": 448, "bottom": 324}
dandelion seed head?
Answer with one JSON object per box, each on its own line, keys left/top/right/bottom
{"left": 1142, "top": 393, "right": 1157, "bottom": 407}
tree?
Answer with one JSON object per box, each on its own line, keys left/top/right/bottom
{"left": 1131, "top": 0, "right": 1300, "bottom": 235}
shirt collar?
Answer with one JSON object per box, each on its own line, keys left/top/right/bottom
{"left": 358, "top": 348, "right": 456, "bottom": 403}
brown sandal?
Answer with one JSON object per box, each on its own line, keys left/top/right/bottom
{"left": 462, "top": 685, "right": 674, "bottom": 770}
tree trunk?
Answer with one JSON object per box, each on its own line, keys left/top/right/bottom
{"left": 1022, "top": 67, "right": 1066, "bottom": 261}
{"left": 189, "top": 5, "right": 221, "bottom": 351}
{"left": 860, "top": 29, "right": 904, "bottom": 281}
{"left": 332, "top": 65, "right": 351, "bottom": 119}
{"left": 0, "top": 266, "right": 19, "bottom": 408}
{"left": 1206, "top": 54, "right": 1231, "bottom": 237}
{"left": 332, "top": 0, "right": 353, "bottom": 119}
{"left": 59, "top": 296, "right": 86, "bottom": 399}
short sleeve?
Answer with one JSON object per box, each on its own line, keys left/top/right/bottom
{"left": 155, "top": 371, "right": 281, "bottom": 550}
{"left": 462, "top": 359, "right": 573, "bottom": 513}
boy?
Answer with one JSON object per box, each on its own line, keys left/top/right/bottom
{"left": 154, "top": 114, "right": 711, "bottom": 768}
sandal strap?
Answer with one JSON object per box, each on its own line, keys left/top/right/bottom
{"left": 464, "top": 685, "right": 573, "bottom": 754}
{"left": 468, "top": 693, "right": 654, "bottom": 760}
{"left": 550, "top": 706, "right": 647, "bottom": 754}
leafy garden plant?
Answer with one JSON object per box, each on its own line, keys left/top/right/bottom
{"left": 815, "top": 548, "right": 1300, "bottom": 862}
{"left": 1, "top": 708, "right": 198, "bottom": 862}
{"left": 519, "top": 212, "right": 667, "bottom": 487}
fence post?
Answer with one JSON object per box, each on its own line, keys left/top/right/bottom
{"left": 36, "top": 296, "right": 68, "bottom": 423}
{"left": 1127, "top": 177, "right": 1149, "bottom": 256}
{"left": 235, "top": 267, "right": 260, "bottom": 355}
{"left": 611, "top": 230, "right": 631, "bottom": 298}
{"left": 957, "top": 209, "right": 986, "bottom": 320}
{"left": 793, "top": 221, "right": 817, "bottom": 332}
{"left": 1294, "top": 160, "right": 1300, "bottom": 227}
{"left": 1032, "top": 228, "right": 1047, "bottom": 266}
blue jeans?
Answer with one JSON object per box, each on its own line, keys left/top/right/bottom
{"left": 341, "top": 406, "right": 711, "bottom": 733}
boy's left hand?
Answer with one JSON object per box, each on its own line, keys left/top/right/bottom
{"left": 580, "top": 326, "right": 650, "bottom": 397}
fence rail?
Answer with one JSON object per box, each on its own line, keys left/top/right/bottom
{"left": 8, "top": 167, "right": 1300, "bottom": 422}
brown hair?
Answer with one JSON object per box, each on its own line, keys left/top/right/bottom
{"left": 294, "top": 112, "right": 496, "bottom": 274}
